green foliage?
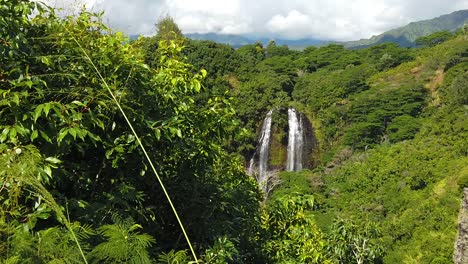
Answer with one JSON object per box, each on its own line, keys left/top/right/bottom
{"left": 2, "top": 1, "right": 467, "bottom": 262}
{"left": 91, "top": 216, "right": 155, "bottom": 263}
{"left": 261, "top": 195, "right": 330, "bottom": 263}
{"left": 3, "top": 224, "right": 92, "bottom": 263}
{"left": 265, "top": 40, "right": 298, "bottom": 58}
{"left": 442, "top": 70, "right": 468, "bottom": 106}
{"left": 155, "top": 15, "right": 183, "bottom": 42}
{"left": 202, "top": 236, "right": 239, "bottom": 264}
{"left": 313, "top": 102, "right": 467, "bottom": 262}
{"left": 269, "top": 171, "right": 314, "bottom": 201}
{"left": 358, "top": 43, "right": 414, "bottom": 71}
{"left": 263, "top": 34, "right": 467, "bottom": 264}
{"left": 293, "top": 64, "right": 374, "bottom": 112}
{"left": 183, "top": 39, "right": 243, "bottom": 97}
{"left": 300, "top": 44, "right": 361, "bottom": 72}
{"left": 236, "top": 42, "right": 266, "bottom": 65}
{"left": 327, "top": 219, "right": 384, "bottom": 264}
{"left": 343, "top": 82, "right": 426, "bottom": 148}
{"left": 157, "top": 249, "right": 191, "bottom": 263}
{"left": 157, "top": 237, "right": 238, "bottom": 264}
{"left": 416, "top": 30, "right": 454, "bottom": 47}
{"left": 1, "top": 1, "right": 262, "bottom": 262}
{"left": 386, "top": 115, "right": 422, "bottom": 142}
{"left": 233, "top": 71, "right": 290, "bottom": 146}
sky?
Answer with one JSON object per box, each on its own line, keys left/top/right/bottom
{"left": 43, "top": 0, "right": 468, "bottom": 41}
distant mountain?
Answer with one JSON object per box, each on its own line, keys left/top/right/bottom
{"left": 129, "top": 35, "right": 140, "bottom": 41}
{"left": 185, "top": 33, "right": 325, "bottom": 49}
{"left": 130, "top": 10, "right": 468, "bottom": 49}
{"left": 185, "top": 33, "right": 252, "bottom": 47}
{"left": 342, "top": 9, "right": 468, "bottom": 48}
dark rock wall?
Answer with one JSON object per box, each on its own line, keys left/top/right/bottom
{"left": 300, "top": 112, "right": 318, "bottom": 169}
{"left": 454, "top": 188, "right": 468, "bottom": 264}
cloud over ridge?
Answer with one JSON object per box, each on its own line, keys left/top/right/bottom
{"left": 43, "top": 0, "right": 468, "bottom": 40}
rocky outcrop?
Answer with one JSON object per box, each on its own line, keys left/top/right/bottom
{"left": 454, "top": 188, "right": 468, "bottom": 264}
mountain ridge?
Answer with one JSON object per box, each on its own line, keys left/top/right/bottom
{"left": 185, "top": 32, "right": 325, "bottom": 48}
{"left": 342, "top": 9, "right": 468, "bottom": 48}
{"left": 174, "top": 9, "right": 468, "bottom": 49}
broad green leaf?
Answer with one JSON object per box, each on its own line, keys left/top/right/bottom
{"left": 69, "top": 127, "right": 77, "bottom": 139}
{"left": 0, "top": 127, "right": 10, "bottom": 142}
{"left": 57, "top": 128, "right": 68, "bottom": 143}
{"left": 45, "top": 157, "right": 62, "bottom": 164}
{"left": 9, "top": 127, "right": 17, "bottom": 139}
{"left": 42, "top": 103, "right": 52, "bottom": 117}
{"left": 43, "top": 166, "right": 52, "bottom": 178}
{"left": 39, "top": 130, "right": 52, "bottom": 143}
{"left": 33, "top": 104, "right": 43, "bottom": 122}
{"left": 30, "top": 130, "right": 38, "bottom": 141}
{"left": 155, "top": 128, "right": 161, "bottom": 140}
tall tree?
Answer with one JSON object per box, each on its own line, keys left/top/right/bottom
{"left": 155, "top": 15, "right": 183, "bottom": 41}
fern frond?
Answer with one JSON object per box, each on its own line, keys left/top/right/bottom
{"left": 157, "top": 249, "right": 190, "bottom": 264}
{"left": 70, "top": 222, "right": 95, "bottom": 240}
{"left": 91, "top": 219, "right": 155, "bottom": 263}
{"left": 0, "top": 145, "right": 89, "bottom": 263}
{"left": 37, "top": 226, "right": 86, "bottom": 262}
{"left": 4, "top": 256, "right": 21, "bottom": 264}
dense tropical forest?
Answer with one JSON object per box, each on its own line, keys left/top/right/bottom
{"left": 1, "top": 0, "right": 467, "bottom": 263}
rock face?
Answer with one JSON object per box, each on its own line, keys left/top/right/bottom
{"left": 299, "top": 112, "right": 318, "bottom": 169}
{"left": 454, "top": 188, "right": 468, "bottom": 264}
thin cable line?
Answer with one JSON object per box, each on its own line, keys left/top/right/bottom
{"left": 67, "top": 30, "right": 199, "bottom": 263}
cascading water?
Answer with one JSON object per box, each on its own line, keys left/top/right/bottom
{"left": 247, "top": 157, "right": 255, "bottom": 176}
{"left": 286, "top": 108, "right": 303, "bottom": 171}
{"left": 248, "top": 110, "right": 273, "bottom": 193}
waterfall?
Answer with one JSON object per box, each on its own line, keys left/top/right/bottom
{"left": 248, "top": 108, "right": 306, "bottom": 192}
{"left": 286, "top": 108, "right": 303, "bottom": 171}
{"left": 248, "top": 110, "right": 273, "bottom": 193}
{"left": 247, "top": 156, "right": 255, "bottom": 176}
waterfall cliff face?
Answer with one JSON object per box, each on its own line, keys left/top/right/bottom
{"left": 249, "top": 110, "right": 273, "bottom": 192}
{"left": 248, "top": 108, "right": 315, "bottom": 193}
{"left": 286, "top": 108, "right": 303, "bottom": 171}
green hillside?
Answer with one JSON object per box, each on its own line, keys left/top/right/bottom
{"left": 343, "top": 9, "right": 468, "bottom": 48}
{"left": 309, "top": 37, "right": 468, "bottom": 262}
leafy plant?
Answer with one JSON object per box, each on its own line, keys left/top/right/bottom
{"left": 327, "top": 218, "right": 384, "bottom": 264}
{"left": 261, "top": 195, "right": 330, "bottom": 263}
{"left": 91, "top": 215, "right": 155, "bottom": 263}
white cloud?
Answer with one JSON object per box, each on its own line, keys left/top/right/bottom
{"left": 266, "top": 10, "right": 314, "bottom": 39}
{"left": 40, "top": 0, "right": 468, "bottom": 40}
{"left": 167, "top": 0, "right": 240, "bottom": 17}
{"left": 164, "top": 0, "right": 251, "bottom": 35}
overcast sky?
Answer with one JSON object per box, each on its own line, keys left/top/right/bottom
{"left": 44, "top": 0, "right": 468, "bottom": 41}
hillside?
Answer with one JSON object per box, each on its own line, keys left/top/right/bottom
{"left": 176, "top": 31, "right": 467, "bottom": 262}
{"left": 343, "top": 9, "right": 468, "bottom": 48}
{"left": 308, "top": 37, "right": 468, "bottom": 262}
